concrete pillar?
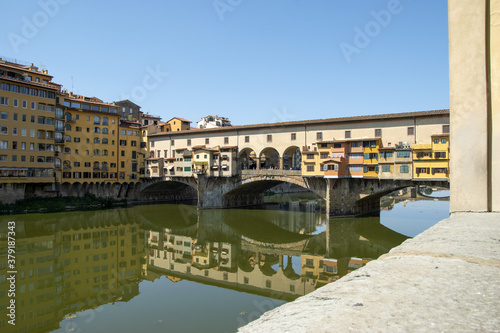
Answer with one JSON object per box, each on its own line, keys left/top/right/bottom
{"left": 279, "top": 156, "right": 284, "bottom": 170}
{"left": 449, "top": 0, "right": 499, "bottom": 212}
{"left": 279, "top": 255, "right": 284, "bottom": 269}
{"left": 257, "top": 157, "right": 261, "bottom": 170}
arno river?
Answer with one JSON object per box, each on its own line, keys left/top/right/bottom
{"left": 0, "top": 190, "right": 449, "bottom": 333}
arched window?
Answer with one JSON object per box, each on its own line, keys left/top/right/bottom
{"left": 102, "top": 128, "right": 109, "bottom": 134}
{"left": 93, "top": 161, "right": 100, "bottom": 170}
{"left": 102, "top": 162, "right": 108, "bottom": 170}
{"left": 102, "top": 149, "right": 108, "bottom": 156}
{"left": 102, "top": 117, "right": 109, "bottom": 126}
{"left": 64, "top": 135, "right": 71, "bottom": 142}
{"left": 94, "top": 127, "right": 100, "bottom": 133}
{"left": 94, "top": 116, "right": 100, "bottom": 125}
{"left": 65, "top": 124, "right": 71, "bottom": 131}
{"left": 65, "top": 112, "right": 71, "bottom": 122}
{"left": 93, "top": 137, "right": 100, "bottom": 144}
{"left": 102, "top": 138, "right": 108, "bottom": 145}
{"left": 93, "top": 149, "right": 100, "bottom": 156}
{"left": 63, "top": 160, "right": 71, "bottom": 169}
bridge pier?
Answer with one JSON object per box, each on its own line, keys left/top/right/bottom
{"left": 325, "top": 178, "right": 413, "bottom": 217}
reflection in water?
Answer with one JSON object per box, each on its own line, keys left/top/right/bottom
{"left": 0, "top": 203, "right": 409, "bottom": 333}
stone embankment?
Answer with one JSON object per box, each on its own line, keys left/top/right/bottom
{"left": 239, "top": 212, "right": 500, "bottom": 332}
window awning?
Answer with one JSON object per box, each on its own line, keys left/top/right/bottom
{"left": 167, "top": 166, "right": 174, "bottom": 170}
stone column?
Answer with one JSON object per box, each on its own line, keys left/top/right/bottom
{"left": 449, "top": 0, "right": 499, "bottom": 212}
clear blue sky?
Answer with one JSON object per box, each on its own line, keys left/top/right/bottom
{"left": 1, "top": 0, "right": 449, "bottom": 126}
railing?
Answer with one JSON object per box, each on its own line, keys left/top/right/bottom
{"left": 241, "top": 169, "right": 302, "bottom": 177}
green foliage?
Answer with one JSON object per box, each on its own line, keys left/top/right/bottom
{"left": 0, "top": 194, "right": 127, "bottom": 215}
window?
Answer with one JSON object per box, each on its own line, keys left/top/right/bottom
{"left": 171, "top": 139, "right": 175, "bottom": 146}
{"left": 0, "top": 141, "right": 7, "bottom": 149}
{"left": 345, "top": 130, "right": 351, "bottom": 139}
{"left": 291, "top": 133, "right": 296, "bottom": 141}
{"left": 13, "top": 99, "right": 18, "bottom": 107}
{"left": 205, "top": 138, "right": 209, "bottom": 144}
{"left": 400, "top": 164, "right": 409, "bottom": 173}
{"left": 320, "top": 153, "right": 328, "bottom": 159}
{"left": 0, "top": 112, "right": 7, "bottom": 120}
{"left": 380, "top": 151, "right": 393, "bottom": 158}
{"left": 434, "top": 138, "right": 439, "bottom": 144}
{"left": 224, "top": 137, "right": 229, "bottom": 144}
{"left": 351, "top": 142, "right": 361, "bottom": 148}
{"left": 245, "top": 136, "right": 250, "bottom": 143}
{"left": 442, "top": 138, "right": 447, "bottom": 144}
{"left": 442, "top": 125, "right": 450, "bottom": 134}
{"left": 316, "top": 132, "right": 323, "bottom": 140}
{"left": 102, "top": 117, "right": 108, "bottom": 125}
{"left": 434, "top": 152, "right": 446, "bottom": 158}
{"left": 382, "top": 165, "right": 391, "bottom": 172}
{"left": 22, "top": 100, "right": 27, "bottom": 108}
{"left": 349, "top": 153, "right": 362, "bottom": 159}
{"left": 374, "top": 129, "right": 382, "bottom": 137}
{"left": 13, "top": 113, "right": 17, "bottom": 121}
{"left": 407, "top": 127, "right": 414, "bottom": 135}
{"left": 267, "top": 135, "right": 272, "bottom": 142}
{"left": 0, "top": 126, "right": 7, "bottom": 135}
{"left": 306, "top": 165, "right": 314, "bottom": 172}
{"left": 307, "top": 154, "right": 314, "bottom": 159}
{"left": 397, "top": 151, "right": 410, "bottom": 158}
{"left": 0, "top": 97, "right": 8, "bottom": 105}
{"left": 31, "top": 102, "right": 35, "bottom": 109}
{"left": 30, "top": 129, "right": 35, "bottom": 137}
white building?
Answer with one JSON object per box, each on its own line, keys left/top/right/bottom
{"left": 196, "top": 115, "right": 232, "bottom": 129}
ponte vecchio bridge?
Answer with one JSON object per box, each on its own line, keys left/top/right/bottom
{"left": 141, "top": 110, "right": 450, "bottom": 216}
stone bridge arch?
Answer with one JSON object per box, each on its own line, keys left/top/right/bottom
{"left": 139, "top": 177, "right": 198, "bottom": 202}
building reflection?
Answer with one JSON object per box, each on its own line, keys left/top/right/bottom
{"left": 145, "top": 209, "right": 408, "bottom": 301}
{"left": 0, "top": 210, "right": 146, "bottom": 333}
{"left": 0, "top": 204, "right": 408, "bottom": 332}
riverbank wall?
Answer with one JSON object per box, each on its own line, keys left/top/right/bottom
{"left": 238, "top": 212, "right": 500, "bottom": 332}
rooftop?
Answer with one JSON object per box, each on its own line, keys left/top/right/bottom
{"left": 151, "top": 109, "right": 450, "bottom": 138}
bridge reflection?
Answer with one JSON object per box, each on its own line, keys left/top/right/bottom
{"left": 0, "top": 204, "right": 408, "bottom": 332}
{"left": 145, "top": 208, "right": 408, "bottom": 301}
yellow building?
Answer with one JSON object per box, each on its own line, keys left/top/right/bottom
{"left": 412, "top": 134, "right": 450, "bottom": 180}
{"left": 118, "top": 120, "right": 144, "bottom": 182}
{"left": 0, "top": 59, "right": 60, "bottom": 194}
{"left": 192, "top": 146, "right": 216, "bottom": 175}
{"left": 166, "top": 117, "right": 191, "bottom": 132}
{"left": 362, "top": 139, "right": 380, "bottom": 178}
{"left": 59, "top": 93, "right": 121, "bottom": 183}
{"left": 301, "top": 145, "right": 321, "bottom": 176}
